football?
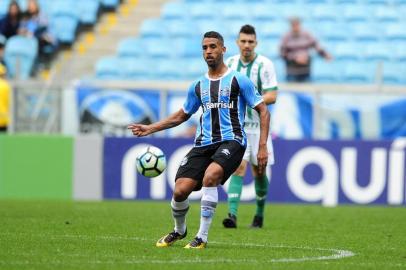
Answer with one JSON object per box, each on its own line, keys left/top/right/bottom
{"left": 136, "top": 145, "right": 166, "bottom": 178}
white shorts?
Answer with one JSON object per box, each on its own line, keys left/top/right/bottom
{"left": 243, "top": 133, "right": 275, "bottom": 166}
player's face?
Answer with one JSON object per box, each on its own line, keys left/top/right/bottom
{"left": 237, "top": 33, "right": 257, "bottom": 59}
{"left": 202, "top": 38, "right": 225, "bottom": 68}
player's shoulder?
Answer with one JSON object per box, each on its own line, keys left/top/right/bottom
{"left": 256, "top": 54, "right": 274, "bottom": 66}
{"left": 188, "top": 76, "right": 203, "bottom": 90}
{"left": 227, "top": 54, "right": 240, "bottom": 61}
{"left": 225, "top": 54, "right": 240, "bottom": 65}
{"left": 229, "top": 69, "right": 252, "bottom": 85}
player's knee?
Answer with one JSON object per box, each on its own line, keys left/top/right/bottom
{"left": 173, "top": 188, "right": 189, "bottom": 201}
{"left": 202, "top": 171, "right": 222, "bottom": 187}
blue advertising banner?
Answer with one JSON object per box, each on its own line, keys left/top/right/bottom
{"left": 75, "top": 86, "right": 160, "bottom": 136}
{"left": 103, "top": 137, "right": 406, "bottom": 205}
{"left": 69, "top": 85, "right": 406, "bottom": 139}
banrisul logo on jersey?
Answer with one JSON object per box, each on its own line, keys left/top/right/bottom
{"left": 203, "top": 101, "right": 234, "bottom": 110}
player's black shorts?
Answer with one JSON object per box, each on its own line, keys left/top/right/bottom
{"left": 175, "top": 140, "right": 246, "bottom": 191}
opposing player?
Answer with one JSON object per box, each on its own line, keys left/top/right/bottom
{"left": 128, "top": 31, "right": 270, "bottom": 248}
{"left": 223, "top": 25, "right": 278, "bottom": 229}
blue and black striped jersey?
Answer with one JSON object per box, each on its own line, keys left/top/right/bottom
{"left": 182, "top": 68, "right": 263, "bottom": 147}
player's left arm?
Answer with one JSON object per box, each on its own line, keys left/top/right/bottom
{"left": 260, "top": 59, "right": 278, "bottom": 105}
{"left": 254, "top": 102, "right": 270, "bottom": 175}
{"left": 239, "top": 74, "right": 270, "bottom": 174}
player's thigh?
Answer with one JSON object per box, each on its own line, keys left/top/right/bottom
{"left": 211, "top": 140, "right": 246, "bottom": 185}
{"left": 202, "top": 162, "right": 225, "bottom": 187}
{"left": 175, "top": 146, "right": 212, "bottom": 191}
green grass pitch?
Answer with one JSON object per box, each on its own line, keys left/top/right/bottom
{"left": 0, "top": 200, "right": 405, "bottom": 270}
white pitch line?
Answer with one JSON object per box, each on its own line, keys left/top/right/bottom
{"left": 1, "top": 233, "right": 356, "bottom": 264}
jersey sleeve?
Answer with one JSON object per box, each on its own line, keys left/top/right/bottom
{"left": 260, "top": 58, "right": 278, "bottom": 91}
{"left": 182, "top": 81, "right": 200, "bottom": 115}
{"left": 237, "top": 74, "right": 263, "bottom": 108}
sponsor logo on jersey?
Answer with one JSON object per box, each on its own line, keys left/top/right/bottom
{"left": 203, "top": 101, "right": 234, "bottom": 110}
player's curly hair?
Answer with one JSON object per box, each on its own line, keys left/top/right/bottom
{"left": 203, "top": 31, "right": 224, "bottom": 45}
{"left": 239, "top": 24, "right": 256, "bottom": 36}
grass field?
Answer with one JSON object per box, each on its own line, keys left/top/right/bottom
{"left": 0, "top": 200, "right": 405, "bottom": 270}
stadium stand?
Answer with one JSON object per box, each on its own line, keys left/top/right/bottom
{"left": 90, "top": 0, "right": 406, "bottom": 85}
{"left": 1, "top": 0, "right": 123, "bottom": 79}
{"left": 4, "top": 36, "right": 38, "bottom": 79}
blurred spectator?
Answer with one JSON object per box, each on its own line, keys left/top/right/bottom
{"left": 0, "top": 64, "right": 11, "bottom": 132}
{"left": 0, "top": 0, "right": 22, "bottom": 39}
{"left": 280, "top": 17, "right": 332, "bottom": 82}
{"left": 0, "top": 35, "right": 5, "bottom": 65}
{"left": 19, "top": 0, "right": 57, "bottom": 66}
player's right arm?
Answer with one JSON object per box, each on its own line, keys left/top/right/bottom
{"left": 128, "top": 81, "right": 200, "bottom": 137}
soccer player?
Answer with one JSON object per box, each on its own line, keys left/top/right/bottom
{"left": 222, "top": 25, "right": 278, "bottom": 229}
{"left": 128, "top": 31, "right": 270, "bottom": 249}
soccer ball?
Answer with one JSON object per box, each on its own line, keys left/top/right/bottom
{"left": 136, "top": 145, "right": 166, "bottom": 178}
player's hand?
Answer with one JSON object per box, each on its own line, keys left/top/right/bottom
{"left": 127, "top": 124, "right": 152, "bottom": 137}
{"left": 257, "top": 145, "right": 268, "bottom": 175}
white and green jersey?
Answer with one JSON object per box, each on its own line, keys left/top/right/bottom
{"left": 226, "top": 54, "right": 278, "bottom": 134}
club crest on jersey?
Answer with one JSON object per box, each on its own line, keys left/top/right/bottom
{"left": 220, "top": 86, "right": 230, "bottom": 97}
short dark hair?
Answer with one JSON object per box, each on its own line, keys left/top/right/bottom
{"left": 203, "top": 31, "right": 224, "bottom": 45}
{"left": 239, "top": 24, "right": 256, "bottom": 36}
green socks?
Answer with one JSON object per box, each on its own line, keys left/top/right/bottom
{"left": 227, "top": 175, "right": 243, "bottom": 216}
{"left": 227, "top": 175, "right": 269, "bottom": 218}
{"left": 254, "top": 175, "right": 269, "bottom": 217}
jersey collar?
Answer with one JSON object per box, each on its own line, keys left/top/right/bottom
{"left": 205, "top": 67, "right": 231, "bottom": 80}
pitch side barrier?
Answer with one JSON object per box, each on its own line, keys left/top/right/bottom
{"left": 59, "top": 81, "right": 406, "bottom": 139}
{"left": 0, "top": 135, "right": 404, "bottom": 205}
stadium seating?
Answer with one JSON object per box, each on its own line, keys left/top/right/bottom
{"left": 312, "top": 59, "right": 341, "bottom": 83}
{"left": 0, "top": 1, "right": 9, "bottom": 18}
{"left": 364, "top": 43, "right": 392, "bottom": 62}
{"left": 382, "top": 62, "right": 406, "bottom": 84}
{"left": 189, "top": 3, "right": 215, "bottom": 20}
{"left": 47, "top": 1, "right": 82, "bottom": 44}
{"left": 78, "top": 0, "right": 101, "bottom": 25}
{"left": 91, "top": 0, "right": 406, "bottom": 85}
{"left": 161, "top": 2, "right": 188, "bottom": 20}
{"left": 121, "top": 58, "right": 152, "bottom": 80}
{"left": 95, "top": 56, "right": 123, "bottom": 79}
{"left": 100, "top": 0, "right": 121, "bottom": 9}
{"left": 117, "top": 38, "right": 144, "bottom": 58}
{"left": 139, "top": 19, "right": 166, "bottom": 38}
{"left": 4, "top": 36, "right": 38, "bottom": 79}
{"left": 342, "top": 62, "right": 374, "bottom": 84}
